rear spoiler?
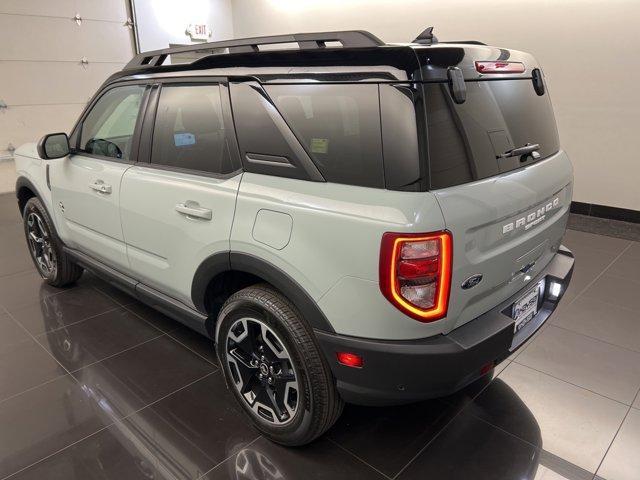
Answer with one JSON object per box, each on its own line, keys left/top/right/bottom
{"left": 413, "top": 26, "right": 487, "bottom": 46}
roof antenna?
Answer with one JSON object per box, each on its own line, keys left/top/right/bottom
{"left": 413, "top": 26, "right": 438, "bottom": 45}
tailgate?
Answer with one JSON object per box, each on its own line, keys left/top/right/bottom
{"left": 435, "top": 151, "right": 572, "bottom": 332}
{"left": 414, "top": 43, "right": 573, "bottom": 332}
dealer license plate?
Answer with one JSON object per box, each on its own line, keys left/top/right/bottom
{"left": 512, "top": 284, "right": 541, "bottom": 333}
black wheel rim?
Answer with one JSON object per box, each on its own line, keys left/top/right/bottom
{"left": 225, "top": 317, "right": 299, "bottom": 425}
{"left": 26, "top": 212, "right": 56, "bottom": 276}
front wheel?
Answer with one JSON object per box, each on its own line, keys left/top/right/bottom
{"left": 23, "top": 197, "right": 83, "bottom": 287}
{"left": 217, "top": 284, "right": 343, "bottom": 446}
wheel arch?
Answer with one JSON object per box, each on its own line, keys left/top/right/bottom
{"left": 15, "top": 176, "right": 42, "bottom": 216}
{"left": 192, "top": 252, "right": 335, "bottom": 340}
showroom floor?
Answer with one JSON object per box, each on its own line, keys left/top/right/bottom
{"left": 0, "top": 192, "right": 639, "bottom": 480}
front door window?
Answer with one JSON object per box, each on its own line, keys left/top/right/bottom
{"left": 79, "top": 85, "right": 146, "bottom": 160}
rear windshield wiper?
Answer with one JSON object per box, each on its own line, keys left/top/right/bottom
{"left": 497, "top": 143, "right": 540, "bottom": 160}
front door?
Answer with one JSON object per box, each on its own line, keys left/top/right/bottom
{"left": 50, "top": 84, "right": 147, "bottom": 272}
{"left": 120, "top": 82, "right": 242, "bottom": 306}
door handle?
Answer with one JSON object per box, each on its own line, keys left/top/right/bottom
{"left": 89, "top": 181, "right": 112, "bottom": 194}
{"left": 175, "top": 201, "right": 212, "bottom": 220}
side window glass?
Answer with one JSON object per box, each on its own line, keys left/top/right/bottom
{"left": 265, "top": 84, "right": 384, "bottom": 188}
{"left": 80, "top": 85, "right": 145, "bottom": 160}
{"left": 151, "top": 84, "right": 234, "bottom": 174}
{"left": 379, "top": 84, "right": 422, "bottom": 190}
{"left": 230, "top": 83, "right": 316, "bottom": 181}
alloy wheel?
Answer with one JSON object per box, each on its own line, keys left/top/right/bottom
{"left": 225, "top": 317, "right": 300, "bottom": 425}
{"left": 26, "top": 212, "right": 56, "bottom": 276}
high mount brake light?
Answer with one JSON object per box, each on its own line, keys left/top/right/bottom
{"left": 379, "top": 231, "right": 452, "bottom": 322}
{"left": 475, "top": 61, "right": 525, "bottom": 74}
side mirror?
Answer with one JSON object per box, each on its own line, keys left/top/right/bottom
{"left": 37, "top": 132, "right": 70, "bottom": 160}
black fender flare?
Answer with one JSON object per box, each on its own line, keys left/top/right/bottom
{"left": 15, "top": 176, "right": 45, "bottom": 215}
{"left": 191, "top": 251, "right": 335, "bottom": 335}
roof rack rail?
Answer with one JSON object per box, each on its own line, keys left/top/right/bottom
{"left": 124, "top": 30, "right": 385, "bottom": 70}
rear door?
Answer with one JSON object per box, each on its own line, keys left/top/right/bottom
{"left": 120, "top": 80, "right": 242, "bottom": 306}
{"left": 51, "top": 83, "right": 147, "bottom": 272}
{"left": 418, "top": 47, "right": 573, "bottom": 331}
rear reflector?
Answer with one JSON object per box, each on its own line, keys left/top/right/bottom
{"left": 475, "top": 61, "right": 525, "bottom": 74}
{"left": 480, "top": 361, "right": 495, "bottom": 375}
{"left": 336, "top": 352, "right": 364, "bottom": 368}
{"left": 379, "top": 231, "right": 452, "bottom": 322}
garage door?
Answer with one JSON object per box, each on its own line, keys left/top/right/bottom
{"left": 0, "top": 0, "right": 136, "bottom": 159}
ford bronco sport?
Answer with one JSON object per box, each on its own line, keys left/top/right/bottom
{"left": 14, "top": 28, "right": 574, "bottom": 446}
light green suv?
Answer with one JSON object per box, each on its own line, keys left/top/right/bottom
{"left": 14, "top": 28, "right": 574, "bottom": 446}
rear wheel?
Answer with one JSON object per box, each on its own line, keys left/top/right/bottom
{"left": 23, "top": 197, "right": 83, "bottom": 287}
{"left": 217, "top": 284, "right": 343, "bottom": 446}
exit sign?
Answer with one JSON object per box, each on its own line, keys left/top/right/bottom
{"left": 186, "top": 24, "right": 211, "bottom": 41}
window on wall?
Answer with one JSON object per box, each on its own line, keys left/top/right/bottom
{"left": 79, "top": 85, "right": 146, "bottom": 160}
{"left": 151, "top": 84, "right": 234, "bottom": 174}
{"left": 265, "top": 84, "right": 384, "bottom": 188}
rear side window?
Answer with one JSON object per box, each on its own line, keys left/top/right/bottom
{"left": 230, "top": 83, "right": 323, "bottom": 182}
{"left": 425, "top": 80, "right": 560, "bottom": 189}
{"left": 151, "top": 84, "right": 234, "bottom": 174}
{"left": 266, "top": 84, "right": 384, "bottom": 188}
{"left": 79, "top": 85, "right": 145, "bottom": 160}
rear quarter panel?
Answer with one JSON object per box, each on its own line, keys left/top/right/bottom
{"left": 231, "top": 173, "right": 447, "bottom": 340}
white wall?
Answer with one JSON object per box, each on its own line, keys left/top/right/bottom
{"left": 230, "top": 0, "right": 640, "bottom": 211}
{"left": 134, "top": 0, "right": 234, "bottom": 51}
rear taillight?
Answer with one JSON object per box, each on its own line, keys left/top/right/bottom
{"left": 475, "top": 61, "right": 525, "bottom": 74}
{"left": 379, "top": 231, "right": 452, "bottom": 322}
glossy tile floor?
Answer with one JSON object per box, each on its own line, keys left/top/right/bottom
{"left": 1, "top": 191, "right": 639, "bottom": 480}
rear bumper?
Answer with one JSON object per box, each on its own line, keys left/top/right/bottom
{"left": 316, "top": 246, "right": 574, "bottom": 406}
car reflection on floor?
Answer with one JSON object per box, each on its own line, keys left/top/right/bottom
{"left": 39, "top": 281, "right": 544, "bottom": 480}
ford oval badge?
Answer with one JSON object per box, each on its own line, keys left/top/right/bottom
{"left": 461, "top": 274, "right": 483, "bottom": 290}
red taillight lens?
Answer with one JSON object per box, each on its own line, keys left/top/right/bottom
{"left": 398, "top": 258, "right": 439, "bottom": 278}
{"left": 379, "top": 231, "right": 452, "bottom": 322}
{"left": 336, "top": 352, "right": 364, "bottom": 368}
{"left": 475, "top": 61, "right": 525, "bottom": 74}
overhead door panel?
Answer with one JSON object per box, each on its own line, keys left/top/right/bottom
{"left": 0, "top": 105, "right": 84, "bottom": 150}
{"left": 0, "top": 0, "right": 128, "bottom": 24}
{"left": 0, "top": 16, "right": 133, "bottom": 63}
{"left": 76, "top": 0, "right": 130, "bottom": 23}
{"left": 0, "top": 1, "right": 134, "bottom": 156}
{"left": 0, "top": 61, "right": 123, "bottom": 106}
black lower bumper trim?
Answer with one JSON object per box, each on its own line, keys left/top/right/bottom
{"left": 316, "top": 247, "right": 575, "bottom": 406}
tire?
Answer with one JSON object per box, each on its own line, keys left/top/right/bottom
{"left": 217, "top": 283, "right": 343, "bottom": 446}
{"left": 23, "top": 197, "right": 83, "bottom": 287}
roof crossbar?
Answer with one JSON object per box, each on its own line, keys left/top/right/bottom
{"left": 125, "top": 30, "right": 385, "bottom": 70}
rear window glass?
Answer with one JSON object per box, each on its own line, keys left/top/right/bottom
{"left": 425, "top": 79, "right": 560, "bottom": 189}
{"left": 151, "top": 84, "right": 234, "bottom": 174}
{"left": 266, "top": 84, "right": 384, "bottom": 188}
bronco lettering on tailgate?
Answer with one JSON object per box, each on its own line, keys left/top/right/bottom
{"left": 502, "top": 197, "right": 560, "bottom": 235}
